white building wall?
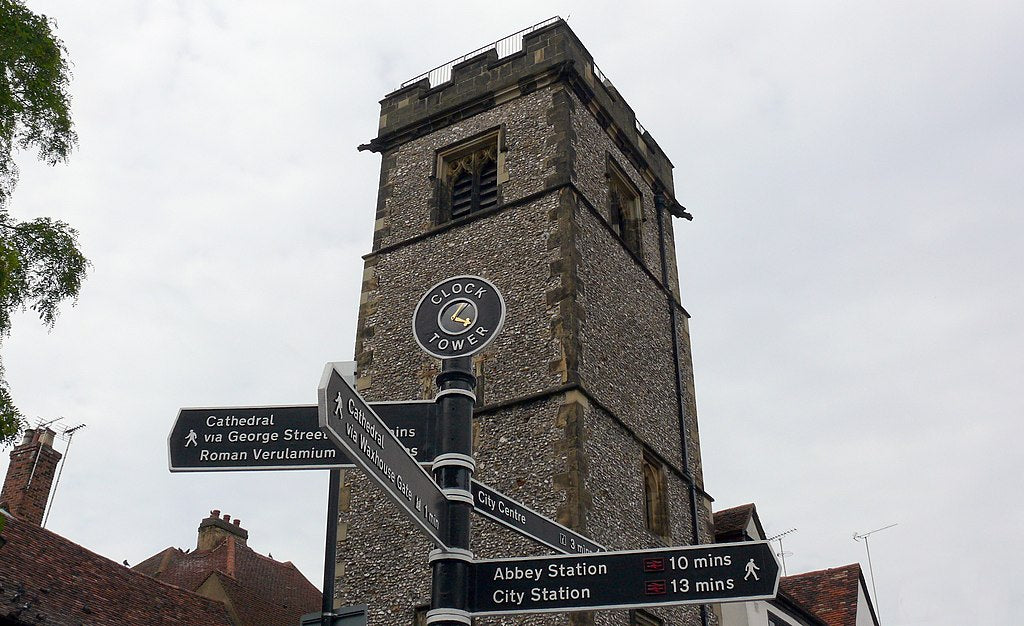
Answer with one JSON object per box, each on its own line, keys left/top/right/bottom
{"left": 856, "top": 585, "right": 879, "bottom": 626}
{"left": 719, "top": 599, "right": 761, "bottom": 626}
{"left": 718, "top": 600, "right": 808, "bottom": 626}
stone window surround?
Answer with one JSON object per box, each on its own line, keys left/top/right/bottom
{"left": 605, "top": 153, "right": 645, "bottom": 256}
{"left": 432, "top": 125, "right": 509, "bottom": 224}
{"left": 642, "top": 449, "right": 672, "bottom": 541}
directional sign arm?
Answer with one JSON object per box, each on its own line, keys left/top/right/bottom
{"left": 318, "top": 363, "right": 450, "bottom": 549}
{"left": 168, "top": 402, "right": 435, "bottom": 473}
{"left": 470, "top": 480, "right": 604, "bottom": 555}
{"left": 470, "top": 541, "right": 780, "bottom": 616}
{"left": 168, "top": 405, "right": 348, "bottom": 472}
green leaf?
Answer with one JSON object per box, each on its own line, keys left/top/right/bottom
{"left": 0, "top": 0, "right": 77, "bottom": 209}
{"left": 0, "top": 1, "right": 83, "bottom": 446}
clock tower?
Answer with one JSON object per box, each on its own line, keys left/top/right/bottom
{"left": 338, "top": 19, "right": 714, "bottom": 625}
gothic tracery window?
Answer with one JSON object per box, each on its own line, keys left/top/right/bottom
{"left": 437, "top": 130, "right": 504, "bottom": 222}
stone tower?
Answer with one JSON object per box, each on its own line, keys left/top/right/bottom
{"left": 339, "top": 19, "right": 714, "bottom": 625}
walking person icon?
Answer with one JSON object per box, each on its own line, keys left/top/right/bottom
{"left": 185, "top": 429, "right": 198, "bottom": 447}
{"left": 744, "top": 558, "right": 760, "bottom": 581}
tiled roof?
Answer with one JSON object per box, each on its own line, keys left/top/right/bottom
{"left": 714, "top": 503, "right": 755, "bottom": 536}
{"left": 0, "top": 511, "right": 233, "bottom": 625}
{"left": 713, "top": 502, "right": 767, "bottom": 542}
{"left": 780, "top": 564, "right": 874, "bottom": 626}
{"left": 213, "top": 571, "right": 311, "bottom": 626}
{"left": 133, "top": 534, "right": 321, "bottom": 626}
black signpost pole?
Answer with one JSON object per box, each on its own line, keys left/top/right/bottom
{"left": 412, "top": 275, "right": 505, "bottom": 626}
{"left": 428, "top": 356, "right": 476, "bottom": 626}
{"left": 321, "top": 467, "right": 341, "bottom": 626}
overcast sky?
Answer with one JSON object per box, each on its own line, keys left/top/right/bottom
{"left": 3, "top": 2, "right": 1021, "bottom": 624}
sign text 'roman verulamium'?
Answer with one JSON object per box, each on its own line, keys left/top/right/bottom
{"left": 168, "top": 402, "right": 435, "bottom": 472}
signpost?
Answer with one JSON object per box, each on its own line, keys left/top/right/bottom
{"left": 470, "top": 541, "right": 780, "bottom": 616}
{"left": 172, "top": 274, "right": 780, "bottom": 625}
{"left": 318, "top": 362, "right": 449, "bottom": 549}
{"left": 168, "top": 402, "right": 435, "bottom": 471}
{"left": 410, "top": 275, "right": 506, "bottom": 625}
{"left": 470, "top": 480, "right": 604, "bottom": 555}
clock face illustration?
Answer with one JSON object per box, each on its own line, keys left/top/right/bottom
{"left": 413, "top": 275, "right": 505, "bottom": 359}
{"left": 438, "top": 299, "right": 478, "bottom": 335}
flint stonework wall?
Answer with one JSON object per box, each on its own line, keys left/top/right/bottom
{"left": 569, "top": 91, "right": 667, "bottom": 288}
{"left": 335, "top": 468, "right": 432, "bottom": 623}
{"left": 575, "top": 203, "right": 684, "bottom": 467}
{"left": 675, "top": 314, "right": 708, "bottom": 497}
{"left": 566, "top": 83, "right": 708, "bottom": 512}
{"left": 343, "top": 19, "right": 713, "bottom": 625}
{"left": 583, "top": 399, "right": 704, "bottom": 626}
{"left": 473, "top": 396, "right": 584, "bottom": 626}
{"left": 662, "top": 211, "right": 683, "bottom": 303}
{"left": 356, "top": 199, "right": 563, "bottom": 406}
{"left": 373, "top": 86, "right": 560, "bottom": 252}
{"left": 337, "top": 396, "right": 582, "bottom": 624}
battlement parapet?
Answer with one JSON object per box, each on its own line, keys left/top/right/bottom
{"left": 367, "top": 19, "right": 675, "bottom": 195}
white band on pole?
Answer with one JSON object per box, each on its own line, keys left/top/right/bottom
{"left": 435, "top": 387, "right": 477, "bottom": 402}
{"left": 442, "top": 488, "right": 474, "bottom": 505}
{"left": 428, "top": 547, "right": 474, "bottom": 564}
{"left": 425, "top": 609, "right": 472, "bottom": 625}
{"left": 432, "top": 453, "right": 476, "bottom": 472}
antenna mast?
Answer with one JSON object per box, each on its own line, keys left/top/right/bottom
{"left": 766, "top": 528, "right": 797, "bottom": 576}
{"left": 853, "top": 522, "right": 897, "bottom": 624}
{"left": 42, "top": 423, "right": 86, "bottom": 528}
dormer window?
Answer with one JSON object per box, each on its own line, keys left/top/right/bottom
{"left": 437, "top": 129, "right": 506, "bottom": 223}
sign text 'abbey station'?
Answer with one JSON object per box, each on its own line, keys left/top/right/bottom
{"left": 471, "top": 541, "right": 780, "bottom": 616}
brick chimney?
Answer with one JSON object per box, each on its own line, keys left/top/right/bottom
{"left": 197, "top": 509, "right": 249, "bottom": 551}
{"left": 0, "top": 428, "right": 62, "bottom": 525}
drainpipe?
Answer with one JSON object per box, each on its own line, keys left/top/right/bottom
{"left": 655, "top": 191, "right": 710, "bottom": 626}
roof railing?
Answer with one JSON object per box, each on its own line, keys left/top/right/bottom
{"left": 595, "top": 63, "right": 650, "bottom": 138}
{"left": 400, "top": 16, "right": 561, "bottom": 89}
{"left": 398, "top": 18, "right": 653, "bottom": 142}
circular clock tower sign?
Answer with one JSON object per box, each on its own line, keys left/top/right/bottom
{"left": 413, "top": 275, "right": 505, "bottom": 359}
